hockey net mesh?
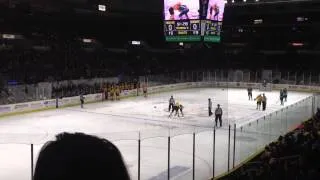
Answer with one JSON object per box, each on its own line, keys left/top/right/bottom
{"left": 259, "top": 83, "right": 272, "bottom": 91}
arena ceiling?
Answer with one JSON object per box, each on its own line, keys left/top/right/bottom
{"left": 1, "top": 0, "right": 318, "bottom": 17}
{"left": 1, "top": 0, "right": 320, "bottom": 50}
{"left": 0, "top": 0, "right": 162, "bottom": 14}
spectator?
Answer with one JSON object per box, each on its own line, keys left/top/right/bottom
{"left": 34, "top": 132, "right": 130, "bottom": 180}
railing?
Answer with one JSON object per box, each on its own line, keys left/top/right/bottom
{"left": 146, "top": 70, "right": 320, "bottom": 85}
{"left": 0, "top": 93, "right": 318, "bottom": 180}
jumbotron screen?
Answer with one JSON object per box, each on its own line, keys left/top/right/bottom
{"left": 164, "top": 0, "right": 201, "bottom": 42}
{"left": 204, "top": 0, "right": 225, "bottom": 43}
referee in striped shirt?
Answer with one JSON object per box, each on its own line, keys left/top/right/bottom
{"left": 215, "top": 104, "right": 223, "bottom": 127}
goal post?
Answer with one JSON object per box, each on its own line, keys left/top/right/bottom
{"left": 259, "top": 83, "right": 272, "bottom": 92}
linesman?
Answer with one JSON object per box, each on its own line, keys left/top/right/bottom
{"left": 215, "top": 104, "right": 223, "bottom": 127}
{"left": 208, "top": 98, "right": 213, "bottom": 116}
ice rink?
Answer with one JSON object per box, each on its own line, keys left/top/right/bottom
{"left": 0, "top": 88, "right": 312, "bottom": 180}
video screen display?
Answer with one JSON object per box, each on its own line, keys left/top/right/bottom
{"left": 204, "top": 0, "right": 225, "bottom": 43}
{"left": 164, "top": 0, "right": 201, "bottom": 42}
{"left": 206, "top": 0, "right": 225, "bottom": 21}
{"left": 164, "top": 0, "right": 200, "bottom": 20}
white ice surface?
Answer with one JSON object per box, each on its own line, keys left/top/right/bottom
{"left": 0, "top": 88, "right": 312, "bottom": 180}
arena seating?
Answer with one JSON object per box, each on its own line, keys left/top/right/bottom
{"left": 219, "top": 108, "right": 320, "bottom": 180}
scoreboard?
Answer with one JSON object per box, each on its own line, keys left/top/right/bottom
{"left": 163, "top": 0, "right": 225, "bottom": 43}
{"left": 203, "top": 20, "right": 222, "bottom": 42}
{"left": 163, "top": 0, "right": 201, "bottom": 42}
{"left": 203, "top": 0, "right": 225, "bottom": 43}
{"left": 164, "top": 20, "right": 201, "bottom": 42}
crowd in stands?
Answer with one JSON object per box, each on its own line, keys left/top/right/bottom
{"left": 52, "top": 83, "right": 102, "bottom": 99}
{"left": 228, "top": 108, "right": 320, "bottom": 180}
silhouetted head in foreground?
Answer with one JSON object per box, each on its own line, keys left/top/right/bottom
{"left": 34, "top": 132, "right": 130, "bottom": 180}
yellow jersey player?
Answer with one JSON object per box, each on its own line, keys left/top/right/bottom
{"left": 254, "top": 94, "right": 263, "bottom": 110}
{"left": 169, "top": 102, "right": 184, "bottom": 118}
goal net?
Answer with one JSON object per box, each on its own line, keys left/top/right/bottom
{"left": 259, "top": 83, "right": 272, "bottom": 92}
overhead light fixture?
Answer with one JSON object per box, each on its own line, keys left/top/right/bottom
{"left": 232, "top": 0, "right": 235, "bottom": 3}
{"left": 131, "top": 41, "right": 141, "bottom": 45}
{"left": 254, "top": 19, "right": 263, "bottom": 24}
{"left": 291, "top": 42, "right": 304, "bottom": 47}
{"left": 297, "top": 17, "right": 308, "bottom": 22}
{"left": 82, "top": 38, "right": 93, "bottom": 43}
{"left": 98, "top": 4, "right": 106, "bottom": 12}
{"left": 243, "top": 0, "right": 246, "bottom": 2}
{"left": 2, "top": 34, "right": 15, "bottom": 39}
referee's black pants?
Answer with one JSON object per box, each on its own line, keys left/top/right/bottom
{"left": 215, "top": 114, "right": 222, "bottom": 127}
{"left": 169, "top": 103, "right": 174, "bottom": 111}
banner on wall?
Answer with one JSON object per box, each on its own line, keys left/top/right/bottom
{"left": 0, "top": 106, "right": 11, "bottom": 113}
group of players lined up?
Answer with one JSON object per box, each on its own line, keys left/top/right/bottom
{"left": 247, "top": 87, "right": 288, "bottom": 111}
{"left": 168, "top": 96, "right": 223, "bottom": 127}
{"left": 79, "top": 82, "right": 148, "bottom": 108}
{"left": 102, "top": 82, "right": 138, "bottom": 101}
{"left": 101, "top": 82, "right": 148, "bottom": 100}
{"left": 248, "top": 87, "right": 267, "bottom": 110}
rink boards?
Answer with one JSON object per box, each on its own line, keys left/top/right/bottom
{"left": 0, "top": 82, "right": 317, "bottom": 180}
{"left": 0, "top": 81, "right": 319, "bottom": 117}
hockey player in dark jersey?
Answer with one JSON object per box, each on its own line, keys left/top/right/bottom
{"left": 209, "top": 3, "right": 220, "bottom": 21}
{"left": 208, "top": 98, "right": 213, "bottom": 116}
{"left": 280, "top": 89, "right": 284, "bottom": 105}
{"left": 283, "top": 88, "right": 288, "bottom": 102}
{"left": 169, "top": 2, "right": 189, "bottom": 20}
{"left": 178, "top": 103, "right": 184, "bottom": 117}
{"left": 80, "top": 94, "right": 85, "bottom": 108}
{"left": 247, "top": 87, "right": 253, "bottom": 100}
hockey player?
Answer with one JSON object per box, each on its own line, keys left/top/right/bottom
{"left": 104, "top": 84, "right": 109, "bottom": 100}
{"left": 178, "top": 103, "right": 184, "bottom": 117}
{"left": 208, "top": 98, "right": 213, "bottom": 116}
{"left": 262, "top": 94, "right": 267, "bottom": 111}
{"left": 283, "top": 88, "right": 288, "bottom": 102}
{"left": 214, "top": 104, "right": 223, "bottom": 127}
{"left": 280, "top": 89, "right": 284, "bottom": 105}
{"left": 80, "top": 94, "right": 85, "bottom": 108}
{"left": 208, "top": 3, "right": 220, "bottom": 21}
{"left": 143, "top": 83, "right": 148, "bottom": 98}
{"left": 247, "top": 87, "right": 253, "bottom": 100}
{"left": 254, "top": 94, "right": 262, "bottom": 110}
{"left": 169, "top": 102, "right": 183, "bottom": 118}
{"left": 115, "top": 86, "right": 120, "bottom": 100}
{"left": 110, "top": 86, "right": 115, "bottom": 101}
{"left": 169, "top": 102, "right": 178, "bottom": 118}
{"left": 169, "top": 2, "right": 189, "bottom": 20}
{"left": 169, "top": 96, "right": 175, "bottom": 112}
